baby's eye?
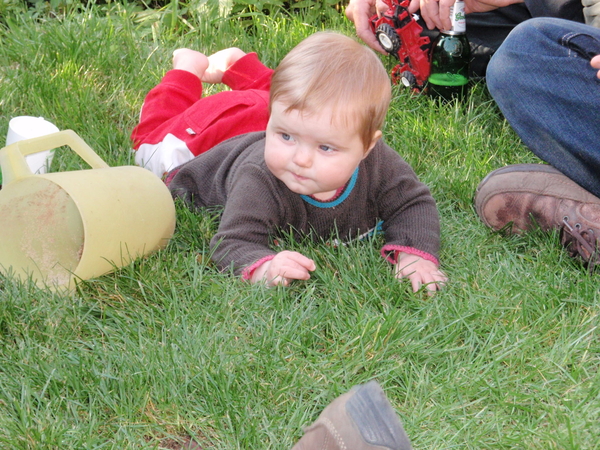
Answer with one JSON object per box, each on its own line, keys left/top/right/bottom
{"left": 319, "top": 145, "right": 334, "bottom": 152}
{"left": 281, "top": 133, "right": 292, "bottom": 141}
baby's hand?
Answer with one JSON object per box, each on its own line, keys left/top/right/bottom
{"left": 395, "top": 252, "right": 447, "bottom": 295}
{"left": 202, "top": 47, "right": 247, "bottom": 84}
{"left": 251, "top": 251, "right": 316, "bottom": 287}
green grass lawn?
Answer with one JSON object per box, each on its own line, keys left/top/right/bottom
{"left": 0, "top": 4, "right": 599, "bottom": 449}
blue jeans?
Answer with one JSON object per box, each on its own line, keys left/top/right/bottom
{"left": 467, "top": 1, "right": 583, "bottom": 76}
{"left": 486, "top": 18, "right": 600, "bottom": 198}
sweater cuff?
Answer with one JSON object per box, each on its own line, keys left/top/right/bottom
{"left": 161, "top": 70, "right": 203, "bottom": 97}
{"left": 241, "top": 254, "right": 276, "bottom": 281}
{"left": 380, "top": 245, "right": 439, "bottom": 266}
{"left": 222, "top": 52, "right": 273, "bottom": 91}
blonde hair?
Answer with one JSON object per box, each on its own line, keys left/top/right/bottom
{"left": 270, "top": 31, "right": 392, "bottom": 151}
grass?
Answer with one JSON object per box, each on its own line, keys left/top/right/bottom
{"left": 1, "top": 4, "right": 599, "bottom": 449}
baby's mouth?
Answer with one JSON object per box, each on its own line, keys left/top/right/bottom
{"left": 292, "top": 172, "right": 309, "bottom": 181}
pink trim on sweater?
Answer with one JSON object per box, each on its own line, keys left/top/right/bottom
{"left": 380, "top": 245, "right": 439, "bottom": 266}
{"left": 164, "top": 167, "right": 180, "bottom": 186}
{"left": 307, "top": 183, "right": 346, "bottom": 202}
{"left": 242, "top": 254, "right": 277, "bottom": 280}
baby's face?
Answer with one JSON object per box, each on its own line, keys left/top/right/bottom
{"left": 264, "top": 101, "right": 370, "bottom": 201}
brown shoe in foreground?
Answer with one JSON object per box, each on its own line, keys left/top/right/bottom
{"left": 292, "top": 381, "right": 412, "bottom": 450}
{"left": 475, "top": 164, "right": 600, "bottom": 266}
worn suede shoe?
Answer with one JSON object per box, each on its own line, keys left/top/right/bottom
{"left": 475, "top": 164, "right": 600, "bottom": 266}
{"left": 291, "top": 381, "right": 412, "bottom": 450}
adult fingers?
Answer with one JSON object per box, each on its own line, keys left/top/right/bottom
{"left": 419, "top": 0, "right": 442, "bottom": 30}
{"left": 347, "top": 0, "right": 387, "bottom": 53}
{"left": 408, "top": 0, "right": 421, "bottom": 14}
{"left": 437, "top": 0, "right": 454, "bottom": 31}
{"left": 591, "top": 55, "right": 600, "bottom": 78}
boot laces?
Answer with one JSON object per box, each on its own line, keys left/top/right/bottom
{"left": 562, "top": 216, "right": 598, "bottom": 271}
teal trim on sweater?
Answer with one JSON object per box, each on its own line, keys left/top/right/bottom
{"left": 300, "top": 167, "right": 359, "bottom": 208}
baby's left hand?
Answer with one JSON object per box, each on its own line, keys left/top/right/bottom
{"left": 395, "top": 252, "right": 447, "bottom": 295}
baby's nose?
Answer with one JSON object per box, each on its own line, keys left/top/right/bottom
{"left": 292, "top": 146, "right": 313, "bottom": 167}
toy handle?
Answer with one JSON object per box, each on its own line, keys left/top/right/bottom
{"left": 0, "top": 130, "right": 110, "bottom": 186}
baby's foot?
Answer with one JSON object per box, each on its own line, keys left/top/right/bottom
{"left": 202, "top": 47, "right": 247, "bottom": 84}
{"left": 172, "top": 48, "right": 209, "bottom": 79}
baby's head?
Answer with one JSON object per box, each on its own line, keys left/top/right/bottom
{"left": 269, "top": 31, "right": 392, "bottom": 152}
{"left": 264, "top": 32, "right": 392, "bottom": 201}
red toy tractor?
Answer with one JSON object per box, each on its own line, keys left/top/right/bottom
{"left": 370, "top": 0, "right": 431, "bottom": 91}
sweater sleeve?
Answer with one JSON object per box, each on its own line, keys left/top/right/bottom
{"left": 209, "top": 164, "right": 284, "bottom": 276}
{"left": 374, "top": 145, "right": 441, "bottom": 265}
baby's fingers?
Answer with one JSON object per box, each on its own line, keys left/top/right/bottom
{"left": 268, "top": 267, "right": 309, "bottom": 286}
{"left": 277, "top": 264, "right": 312, "bottom": 282}
{"left": 403, "top": 269, "right": 447, "bottom": 295}
{"left": 282, "top": 251, "right": 316, "bottom": 272}
{"left": 421, "top": 270, "right": 448, "bottom": 295}
{"left": 266, "top": 251, "right": 316, "bottom": 286}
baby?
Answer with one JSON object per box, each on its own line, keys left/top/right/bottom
{"left": 132, "top": 32, "right": 447, "bottom": 293}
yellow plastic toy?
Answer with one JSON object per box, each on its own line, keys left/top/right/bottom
{"left": 0, "top": 130, "right": 176, "bottom": 291}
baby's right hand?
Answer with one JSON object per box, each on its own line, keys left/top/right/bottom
{"left": 251, "top": 251, "right": 316, "bottom": 286}
{"left": 202, "top": 47, "right": 247, "bottom": 84}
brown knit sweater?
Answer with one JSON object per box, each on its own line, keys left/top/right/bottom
{"left": 169, "top": 131, "right": 440, "bottom": 276}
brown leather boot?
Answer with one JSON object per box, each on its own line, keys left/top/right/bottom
{"left": 475, "top": 164, "right": 600, "bottom": 265}
{"left": 291, "top": 381, "right": 412, "bottom": 450}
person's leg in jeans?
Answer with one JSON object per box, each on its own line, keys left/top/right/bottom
{"left": 487, "top": 17, "right": 600, "bottom": 198}
{"left": 476, "top": 18, "right": 600, "bottom": 265}
{"left": 466, "top": 1, "right": 584, "bottom": 76}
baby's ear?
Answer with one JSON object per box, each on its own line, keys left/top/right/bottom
{"left": 363, "top": 130, "right": 382, "bottom": 158}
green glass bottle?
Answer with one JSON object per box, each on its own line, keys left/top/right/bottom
{"left": 427, "top": 0, "right": 470, "bottom": 101}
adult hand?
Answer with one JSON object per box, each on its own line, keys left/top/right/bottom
{"left": 591, "top": 54, "right": 600, "bottom": 78}
{"left": 251, "top": 251, "right": 316, "bottom": 286}
{"left": 408, "top": 0, "right": 524, "bottom": 31}
{"left": 346, "top": 0, "right": 389, "bottom": 54}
